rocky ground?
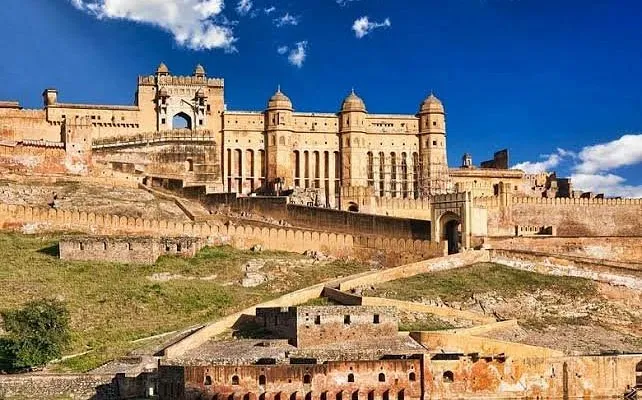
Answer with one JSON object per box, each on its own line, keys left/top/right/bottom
{"left": 363, "top": 263, "right": 642, "bottom": 354}
{"left": 0, "top": 178, "right": 188, "bottom": 221}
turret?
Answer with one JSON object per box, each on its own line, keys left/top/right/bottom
{"left": 265, "top": 87, "right": 294, "bottom": 192}
{"left": 417, "top": 93, "right": 450, "bottom": 195}
{"left": 193, "top": 64, "right": 206, "bottom": 78}
{"left": 338, "top": 90, "right": 368, "bottom": 189}
{"left": 156, "top": 62, "right": 170, "bottom": 77}
{"left": 43, "top": 89, "right": 58, "bottom": 107}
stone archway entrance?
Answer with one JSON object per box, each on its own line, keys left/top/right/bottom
{"left": 172, "top": 112, "right": 192, "bottom": 130}
{"left": 347, "top": 202, "right": 359, "bottom": 212}
{"left": 440, "top": 212, "right": 462, "bottom": 255}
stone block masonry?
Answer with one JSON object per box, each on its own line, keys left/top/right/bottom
{"left": 0, "top": 203, "right": 443, "bottom": 262}
{"left": 59, "top": 235, "right": 206, "bottom": 265}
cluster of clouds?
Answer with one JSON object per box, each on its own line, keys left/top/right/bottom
{"left": 513, "top": 134, "right": 642, "bottom": 198}
{"left": 69, "top": 0, "right": 391, "bottom": 67}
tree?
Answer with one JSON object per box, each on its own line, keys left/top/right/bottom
{"left": 0, "top": 299, "right": 71, "bottom": 370}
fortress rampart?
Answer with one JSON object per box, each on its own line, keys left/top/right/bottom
{"left": 0, "top": 203, "right": 442, "bottom": 261}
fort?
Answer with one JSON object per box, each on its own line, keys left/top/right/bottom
{"left": 0, "top": 63, "right": 640, "bottom": 399}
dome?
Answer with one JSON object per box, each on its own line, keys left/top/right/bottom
{"left": 195, "top": 87, "right": 205, "bottom": 98}
{"left": 267, "top": 86, "right": 293, "bottom": 110}
{"left": 419, "top": 93, "right": 444, "bottom": 114}
{"left": 158, "top": 87, "right": 169, "bottom": 97}
{"left": 194, "top": 64, "right": 206, "bottom": 76}
{"left": 156, "top": 62, "right": 169, "bottom": 75}
{"left": 341, "top": 89, "right": 366, "bottom": 112}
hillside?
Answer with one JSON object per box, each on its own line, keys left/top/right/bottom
{"left": 0, "top": 233, "right": 373, "bottom": 372}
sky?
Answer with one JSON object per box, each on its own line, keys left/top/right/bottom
{"left": 1, "top": 0, "right": 642, "bottom": 197}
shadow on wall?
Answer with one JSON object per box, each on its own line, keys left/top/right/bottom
{"left": 37, "top": 243, "right": 59, "bottom": 257}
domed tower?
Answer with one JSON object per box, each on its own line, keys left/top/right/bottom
{"left": 193, "top": 64, "right": 206, "bottom": 78}
{"left": 265, "top": 87, "right": 294, "bottom": 191}
{"left": 417, "top": 93, "right": 450, "bottom": 195}
{"left": 156, "top": 62, "right": 170, "bottom": 77}
{"left": 338, "top": 89, "right": 368, "bottom": 188}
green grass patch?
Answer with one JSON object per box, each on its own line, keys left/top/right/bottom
{"left": 363, "top": 262, "right": 597, "bottom": 303}
{"left": 399, "top": 314, "right": 455, "bottom": 332}
{"left": 0, "top": 233, "right": 372, "bottom": 372}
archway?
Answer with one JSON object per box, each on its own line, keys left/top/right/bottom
{"left": 172, "top": 112, "right": 192, "bottom": 130}
{"left": 636, "top": 360, "right": 642, "bottom": 387}
{"left": 439, "top": 212, "right": 461, "bottom": 255}
{"left": 347, "top": 202, "right": 359, "bottom": 212}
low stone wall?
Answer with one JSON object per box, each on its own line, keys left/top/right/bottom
{"left": 487, "top": 235, "right": 642, "bottom": 264}
{"left": 490, "top": 249, "right": 642, "bottom": 290}
{"left": 0, "top": 373, "right": 114, "bottom": 399}
{"left": 410, "top": 331, "right": 563, "bottom": 358}
{"left": 338, "top": 250, "right": 491, "bottom": 291}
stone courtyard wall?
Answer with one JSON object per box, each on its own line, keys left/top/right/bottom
{"left": 0, "top": 203, "right": 442, "bottom": 261}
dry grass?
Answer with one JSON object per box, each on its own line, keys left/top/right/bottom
{"left": 0, "top": 233, "right": 372, "bottom": 372}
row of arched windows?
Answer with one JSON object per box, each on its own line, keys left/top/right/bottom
{"left": 366, "top": 151, "right": 420, "bottom": 198}
{"left": 205, "top": 372, "right": 419, "bottom": 387}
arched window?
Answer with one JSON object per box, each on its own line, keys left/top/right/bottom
{"left": 259, "top": 375, "right": 266, "bottom": 385}
{"left": 348, "top": 373, "right": 355, "bottom": 383}
{"left": 290, "top": 393, "right": 297, "bottom": 400}
{"left": 336, "top": 392, "right": 343, "bottom": 400}
{"left": 443, "top": 371, "right": 454, "bottom": 383}
{"left": 304, "top": 374, "right": 312, "bottom": 384}
{"left": 172, "top": 112, "right": 192, "bottom": 130}
{"left": 382, "top": 391, "right": 389, "bottom": 400}
{"left": 204, "top": 375, "right": 212, "bottom": 385}
{"left": 367, "top": 392, "right": 374, "bottom": 400}
{"left": 397, "top": 390, "right": 404, "bottom": 400}
{"left": 351, "top": 392, "right": 358, "bottom": 400}
{"left": 306, "top": 393, "right": 312, "bottom": 400}
{"left": 232, "top": 375, "right": 240, "bottom": 385}
{"left": 378, "top": 373, "right": 385, "bottom": 382}
{"left": 244, "top": 394, "right": 251, "bottom": 400}
{"left": 408, "top": 372, "right": 416, "bottom": 381}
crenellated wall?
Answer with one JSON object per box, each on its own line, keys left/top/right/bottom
{"left": 0, "top": 203, "right": 442, "bottom": 261}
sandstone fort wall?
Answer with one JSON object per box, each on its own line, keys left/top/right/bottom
{"left": 0, "top": 203, "right": 442, "bottom": 261}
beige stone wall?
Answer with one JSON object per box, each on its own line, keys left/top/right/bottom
{"left": 486, "top": 236, "right": 642, "bottom": 263}
{"left": 0, "top": 108, "right": 60, "bottom": 142}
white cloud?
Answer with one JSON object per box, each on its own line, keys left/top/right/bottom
{"left": 286, "top": 41, "right": 307, "bottom": 68}
{"left": 264, "top": 6, "right": 276, "bottom": 14}
{"left": 336, "top": 0, "right": 359, "bottom": 6}
{"left": 512, "top": 149, "right": 569, "bottom": 174}
{"left": 570, "top": 173, "right": 642, "bottom": 198}
{"left": 574, "top": 134, "right": 642, "bottom": 174}
{"left": 69, "top": 0, "right": 237, "bottom": 51}
{"left": 512, "top": 134, "right": 642, "bottom": 198}
{"left": 352, "top": 16, "right": 391, "bottom": 39}
{"left": 274, "top": 12, "right": 299, "bottom": 27}
{"left": 277, "top": 45, "right": 289, "bottom": 55}
{"left": 236, "top": 0, "right": 252, "bottom": 16}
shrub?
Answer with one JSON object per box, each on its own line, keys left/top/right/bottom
{"left": 0, "top": 299, "right": 71, "bottom": 370}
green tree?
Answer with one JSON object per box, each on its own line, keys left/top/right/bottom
{"left": 0, "top": 299, "right": 71, "bottom": 369}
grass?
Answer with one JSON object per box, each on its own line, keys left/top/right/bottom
{"left": 363, "top": 262, "right": 597, "bottom": 303}
{"left": 0, "top": 233, "right": 372, "bottom": 372}
{"left": 399, "top": 314, "right": 455, "bottom": 331}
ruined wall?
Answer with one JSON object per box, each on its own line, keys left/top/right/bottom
{"left": 59, "top": 236, "right": 205, "bottom": 265}
{"left": 161, "top": 358, "right": 423, "bottom": 400}
{"left": 486, "top": 236, "right": 642, "bottom": 264}
{"left": 0, "top": 142, "right": 80, "bottom": 175}
{"left": 0, "top": 373, "right": 115, "bottom": 400}
{"left": 0, "top": 203, "right": 442, "bottom": 261}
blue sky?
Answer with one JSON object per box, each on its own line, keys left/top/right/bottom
{"left": 1, "top": 0, "right": 642, "bottom": 196}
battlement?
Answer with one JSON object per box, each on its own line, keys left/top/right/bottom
{"left": 512, "top": 196, "right": 642, "bottom": 205}
{"left": 21, "top": 139, "right": 65, "bottom": 148}
{"left": 138, "top": 75, "right": 224, "bottom": 87}
{"left": 49, "top": 103, "right": 139, "bottom": 111}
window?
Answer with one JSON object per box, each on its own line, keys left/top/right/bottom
{"left": 443, "top": 371, "right": 454, "bottom": 383}
{"left": 232, "top": 375, "right": 240, "bottom": 385}
{"left": 409, "top": 372, "right": 416, "bottom": 381}
{"left": 79, "top": 243, "right": 84, "bottom": 251}
{"left": 199, "top": 119, "right": 203, "bottom": 126}
{"left": 306, "top": 393, "right": 312, "bottom": 400}
{"left": 204, "top": 376, "right": 212, "bottom": 385}
{"left": 348, "top": 373, "right": 355, "bottom": 383}
{"left": 368, "top": 392, "right": 374, "bottom": 400}
{"left": 304, "top": 374, "right": 312, "bottom": 384}
{"left": 207, "top": 105, "right": 211, "bottom": 112}
{"left": 259, "top": 375, "right": 266, "bottom": 385}
{"left": 397, "top": 390, "right": 404, "bottom": 400}
{"left": 314, "top": 315, "right": 321, "bottom": 325}
{"left": 373, "top": 314, "right": 380, "bottom": 324}
{"left": 128, "top": 243, "right": 133, "bottom": 251}
{"left": 161, "top": 118, "right": 166, "bottom": 124}
{"left": 102, "top": 242, "right": 107, "bottom": 251}
{"left": 344, "top": 315, "right": 351, "bottom": 324}
{"left": 432, "top": 141, "right": 437, "bottom": 146}
{"left": 177, "top": 243, "right": 182, "bottom": 252}
{"left": 351, "top": 392, "right": 358, "bottom": 400}
{"left": 378, "top": 373, "right": 385, "bottom": 382}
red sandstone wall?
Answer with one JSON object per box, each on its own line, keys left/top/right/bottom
{"left": 0, "top": 143, "right": 90, "bottom": 175}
